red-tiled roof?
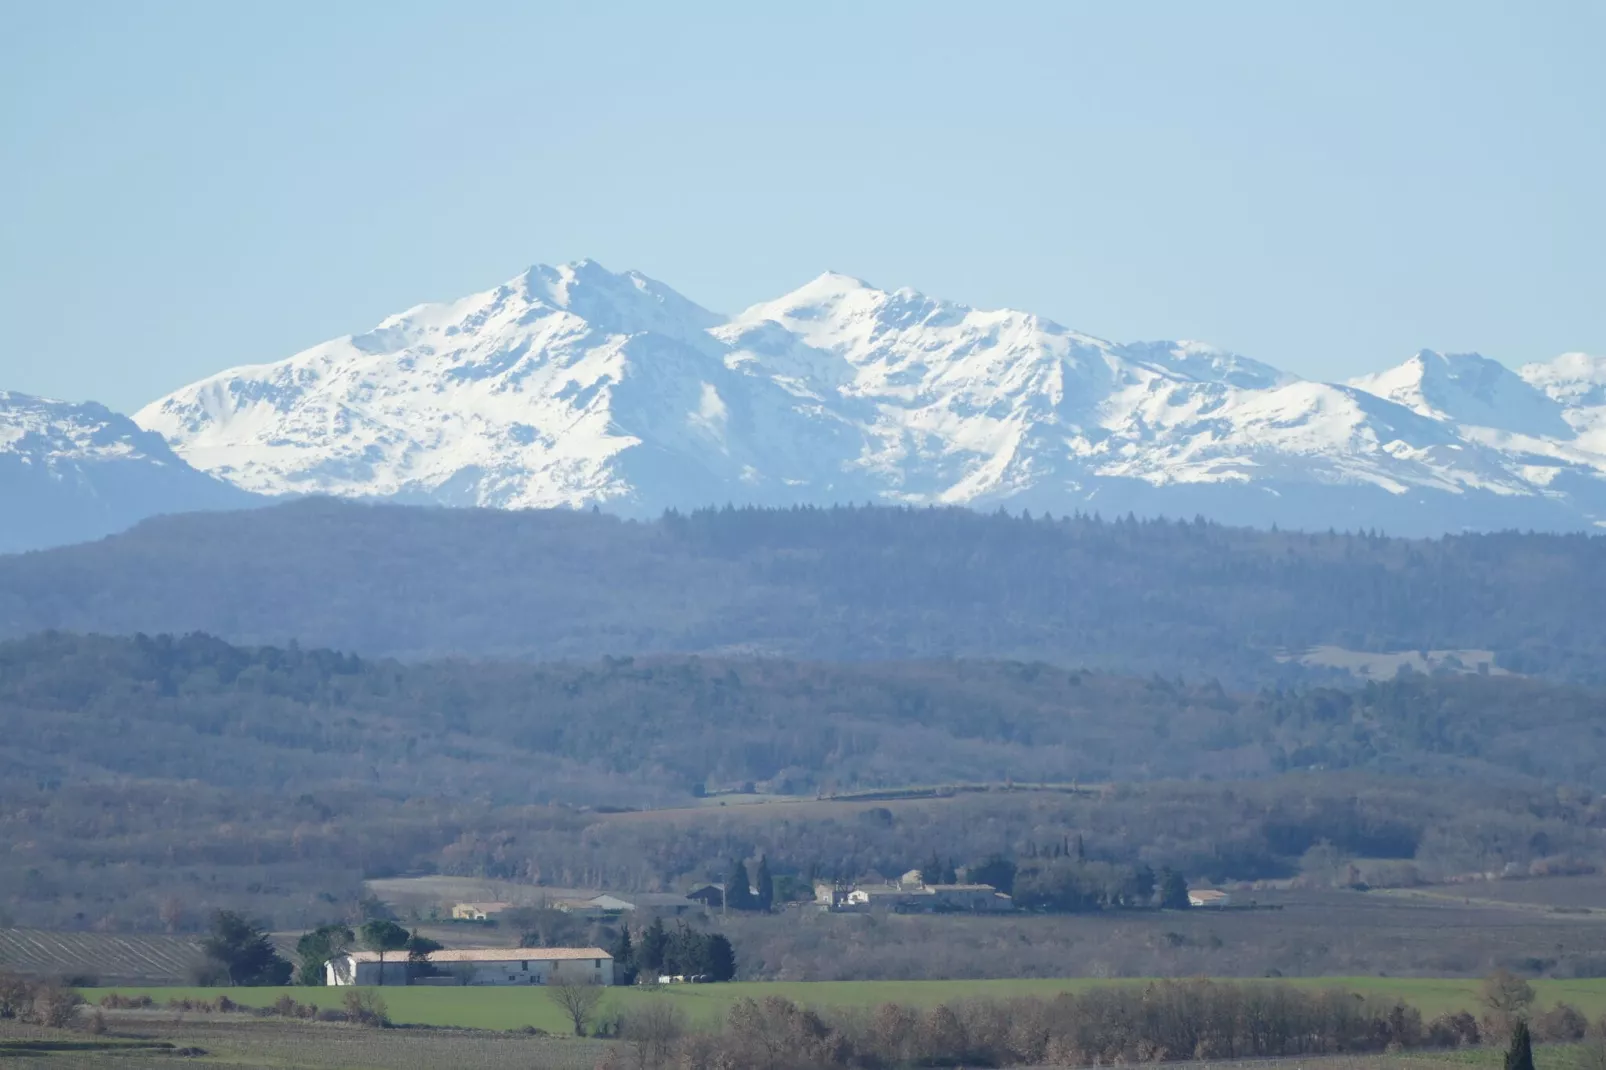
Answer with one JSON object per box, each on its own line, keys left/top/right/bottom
{"left": 343, "top": 947, "right": 609, "bottom": 964}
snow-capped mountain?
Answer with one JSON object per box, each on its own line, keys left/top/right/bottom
{"left": 1521, "top": 352, "right": 1606, "bottom": 454}
{"left": 0, "top": 391, "right": 258, "bottom": 553}
{"left": 132, "top": 261, "right": 1606, "bottom": 535}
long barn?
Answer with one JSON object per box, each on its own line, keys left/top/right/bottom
{"left": 325, "top": 947, "right": 613, "bottom": 986}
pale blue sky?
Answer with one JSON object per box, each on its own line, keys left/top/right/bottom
{"left": 3, "top": 1, "right": 1603, "bottom": 413}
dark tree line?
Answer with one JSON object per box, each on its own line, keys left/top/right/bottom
{"left": 616, "top": 917, "right": 736, "bottom": 982}
{"left": 607, "top": 979, "right": 1498, "bottom": 1069}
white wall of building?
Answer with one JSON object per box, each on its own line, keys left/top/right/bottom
{"left": 326, "top": 954, "right": 612, "bottom": 987}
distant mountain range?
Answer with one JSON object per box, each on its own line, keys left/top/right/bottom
{"left": 0, "top": 391, "right": 255, "bottom": 553}
{"left": 6, "top": 261, "right": 1606, "bottom": 551}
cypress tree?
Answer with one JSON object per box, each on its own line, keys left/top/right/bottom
{"left": 755, "top": 856, "right": 775, "bottom": 912}
{"left": 1159, "top": 868, "right": 1191, "bottom": 910}
{"left": 1504, "top": 1020, "right": 1535, "bottom": 1070}
{"left": 609, "top": 925, "right": 636, "bottom": 986}
{"left": 725, "top": 859, "right": 756, "bottom": 911}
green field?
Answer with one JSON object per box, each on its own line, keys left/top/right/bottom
{"left": 88, "top": 977, "right": 1606, "bottom": 1033}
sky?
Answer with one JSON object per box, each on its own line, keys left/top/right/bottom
{"left": 2, "top": 0, "right": 1604, "bottom": 414}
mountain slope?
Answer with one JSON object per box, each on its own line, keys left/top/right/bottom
{"left": 0, "top": 391, "right": 258, "bottom": 553}
{"left": 132, "top": 261, "right": 1606, "bottom": 533}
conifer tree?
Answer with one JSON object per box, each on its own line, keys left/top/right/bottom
{"left": 755, "top": 856, "right": 775, "bottom": 912}
{"left": 725, "top": 859, "right": 756, "bottom": 911}
{"left": 1504, "top": 1020, "right": 1535, "bottom": 1070}
{"left": 610, "top": 925, "right": 637, "bottom": 985}
{"left": 705, "top": 933, "right": 737, "bottom": 982}
{"left": 637, "top": 916, "right": 668, "bottom": 974}
{"left": 1159, "top": 867, "right": 1191, "bottom": 910}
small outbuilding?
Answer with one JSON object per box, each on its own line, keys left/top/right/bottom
{"left": 685, "top": 885, "right": 725, "bottom": 908}
{"left": 585, "top": 893, "right": 698, "bottom": 915}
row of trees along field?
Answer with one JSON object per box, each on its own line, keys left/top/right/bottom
{"left": 599, "top": 972, "right": 1595, "bottom": 1070}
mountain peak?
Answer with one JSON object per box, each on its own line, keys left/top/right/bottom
{"left": 510, "top": 260, "right": 722, "bottom": 337}
{"left": 1350, "top": 349, "right": 1573, "bottom": 439}
{"left": 115, "top": 261, "right": 1606, "bottom": 535}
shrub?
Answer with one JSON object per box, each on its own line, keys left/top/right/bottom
{"left": 0, "top": 973, "right": 32, "bottom": 1019}
{"left": 1427, "top": 1011, "right": 1481, "bottom": 1047}
{"left": 341, "top": 989, "right": 389, "bottom": 1028}
{"left": 1534, "top": 1003, "right": 1589, "bottom": 1042}
{"left": 29, "top": 983, "right": 84, "bottom": 1029}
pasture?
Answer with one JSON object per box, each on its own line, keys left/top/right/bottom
{"left": 88, "top": 977, "right": 1606, "bottom": 1033}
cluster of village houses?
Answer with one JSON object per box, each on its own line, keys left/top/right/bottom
{"left": 325, "top": 874, "right": 1231, "bottom": 986}
{"left": 812, "top": 870, "right": 1015, "bottom": 912}
{"left": 447, "top": 871, "right": 1023, "bottom": 920}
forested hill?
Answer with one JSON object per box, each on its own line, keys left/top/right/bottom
{"left": 3, "top": 632, "right": 1605, "bottom": 804}
{"left": 2, "top": 499, "right": 1605, "bottom": 684}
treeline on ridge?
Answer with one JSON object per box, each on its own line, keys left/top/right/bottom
{"left": 3, "top": 499, "right": 1606, "bottom": 684}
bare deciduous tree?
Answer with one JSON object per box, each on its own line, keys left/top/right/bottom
{"left": 548, "top": 979, "right": 606, "bottom": 1037}
{"left": 1480, "top": 968, "right": 1536, "bottom": 1038}
{"left": 619, "top": 999, "right": 687, "bottom": 1069}
{"left": 158, "top": 896, "right": 185, "bottom": 934}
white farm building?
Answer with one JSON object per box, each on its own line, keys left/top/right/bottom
{"left": 325, "top": 947, "right": 613, "bottom": 987}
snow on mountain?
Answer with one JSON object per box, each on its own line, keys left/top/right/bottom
{"left": 136, "top": 261, "right": 879, "bottom": 510}
{"left": 1521, "top": 352, "right": 1606, "bottom": 455}
{"left": 132, "top": 261, "right": 1606, "bottom": 534}
{"left": 1350, "top": 350, "right": 1576, "bottom": 439}
{"left": 0, "top": 391, "right": 257, "bottom": 553}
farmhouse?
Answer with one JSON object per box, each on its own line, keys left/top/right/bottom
{"left": 838, "top": 882, "right": 1013, "bottom": 913}
{"left": 450, "top": 901, "right": 512, "bottom": 921}
{"left": 325, "top": 947, "right": 612, "bottom": 986}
